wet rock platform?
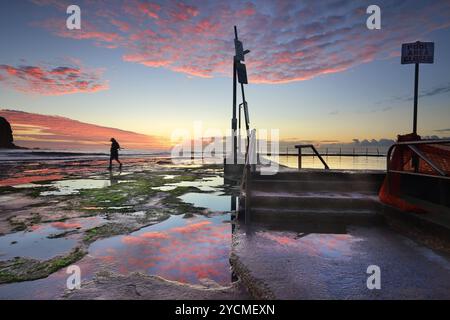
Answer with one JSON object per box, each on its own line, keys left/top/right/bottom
{"left": 0, "top": 157, "right": 244, "bottom": 299}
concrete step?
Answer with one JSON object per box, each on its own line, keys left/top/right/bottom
{"left": 249, "top": 191, "right": 382, "bottom": 211}
{"left": 251, "top": 170, "right": 385, "bottom": 183}
{"left": 248, "top": 207, "right": 383, "bottom": 225}
{"left": 251, "top": 179, "right": 381, "bottom": 193}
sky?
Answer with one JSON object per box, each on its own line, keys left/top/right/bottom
{"left": 0, "top": 0, "right": 449, "bottom": 150}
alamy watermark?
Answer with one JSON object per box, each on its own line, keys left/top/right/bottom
{"left": 366, "top": 265, "right": 381, "bottom": 290}
{"left": 366, "top": 5, "right": 381, "bottom": 30}
{"left": 66, "top": 265, "right": 81, "bottom": 290}
{"left": 170, "top": 121, "right": 279, "bottom": 175}
{"left": 66, "top": 5, "right": 81, "bottom": 30}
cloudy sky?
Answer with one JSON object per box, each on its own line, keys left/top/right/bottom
{"left": 0, "top": 0, "right": 449, "bottom": 149}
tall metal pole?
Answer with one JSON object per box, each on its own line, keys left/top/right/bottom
{"left": 412, "top": 62, "right": 420, "bottom": 172}
{"left": 413, "top": 62, "right": 419, "bottom": 135}
{"left": 232, "top": 59, "right": 237, "bottom": 165}
{"left": 232, "top": 26, "right": 238, "bottom": 165}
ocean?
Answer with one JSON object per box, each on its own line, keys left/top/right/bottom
{"left": 0, "top": 149, "right": 387, "bottom": 171}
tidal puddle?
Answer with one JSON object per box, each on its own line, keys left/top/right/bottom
{"left": 0, "top": 226, "right": 77, "bottom": 261}
{"left": 13, "top": 183, "right": 44, "bottom": 189}
{"left": 179, "top": 192, "right": 234, "bottom": 212}
{"left": 153, "top": 176, "right": 223, "bottom": 192}
{"left": 0, "top": 214, "right": 232, "bottom": 299}
{"left": 0, "top": 175, "right": 65, "bottom": 187}
{"left": 89, "top": 214, "right": 232, "bottom": 285}
{"left": 40, "top": 179, "right": 111, "bottom": 196}
{"left": 0, "top": 216, "right": 106, "bottom": 261}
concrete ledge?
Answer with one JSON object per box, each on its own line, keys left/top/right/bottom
{"left": 229, "top": 252, "right": 275, "bottom": 300}
{"left": 381, "top": 204, "right": 450, "bottom": 252}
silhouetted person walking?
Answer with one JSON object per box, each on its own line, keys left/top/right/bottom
{"left": 108, "top": 138, "right": 122, "bottom": 170}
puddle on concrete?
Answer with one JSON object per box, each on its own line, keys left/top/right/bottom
{"left": 179, "top": 192, "right": 234, "bottom": 212}
{"left": 153, "top": 176, "right": 223, "bottom": 192}
{"left": 257, "top": 230, "right": 362, "bottom": 259}
{"left": 89, "top": 214, "right": 232, "bottom": 285}
{"left": 40, "top": 179, "right": 111, "bottom": 196}
{"left": 0, "top": 216, "right": 106, "bottom": 261}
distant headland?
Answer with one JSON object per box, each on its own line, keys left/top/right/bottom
{"left": 0, "top": 116, "right": 26, "bottom": 149}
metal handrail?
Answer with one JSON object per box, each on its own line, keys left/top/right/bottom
{"left": 295, "top": 144, "right": 330, "bottom": 170}
{"left": 240, "top": 129, "right": 256, "bottom": 190}
{"left": 386, "top": 139, "right": 450, "bottom": 178}
{"left": 240, "top": 129, "right": 256, "bottom": 224}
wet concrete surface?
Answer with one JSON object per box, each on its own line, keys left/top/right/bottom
{"left": 232, "top": 221, "right": 450, "bottom": 299}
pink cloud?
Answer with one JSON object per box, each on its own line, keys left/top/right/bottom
{"left": 168, "top": 2, "right": 199, "bottom": 22}
{"left": 111, "top": 19, "right": 131, "bottom": 32}
{"left": 0, "top": 175, "right": 64, "bottom": 187}
{"left": 35, "top": 18, "right": 122, "bottom": 45}
{"left": 0, "top": 109, "right": 169, "bottom": 150}
{"left": 51, "top": 222, "right": 82, "bottom": 229}
{"left": 31, "top": 0, "right": 450, "bottom": 84}
{"left": 122, "top": 236, "right": 149, "bottom": 246}
{"left": 140, "top": 231, "right": 170, "bottom": 240}
{"left": 138, "top": 2, "right": 161, "bottom": 19}
{"left": 30, "top": 0, "right": 68, "bottom": 10}
{"left": 237, "top": 2, "right": 256, "bottom": 17}
{"left": 170, "top": 221, "right": 212, "bottom": 234}
{"left": 0, "top": 62, "right": 108, "bottom": 96}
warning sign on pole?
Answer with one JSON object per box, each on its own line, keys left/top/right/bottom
{"left": 400, "top": 41, "right": 435, "bottom": 136}
{"left": 401, "top": 41, "right": 434, "bottom": 64}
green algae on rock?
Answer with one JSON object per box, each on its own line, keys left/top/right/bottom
{"left": 0, "top": 247, "right": 86, "bottom": 284}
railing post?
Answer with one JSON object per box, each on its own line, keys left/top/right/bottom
{"left": 241, "top": 129, "right": 256, "bottom": 224}
{"left": 386, "top": 145, "right": 394, "bottom": 194}
{"left": 298, "top": 147, "right": 302, "bottom": 170}
{"left": 244, "top": 164, "right": 251, "bottom": 224}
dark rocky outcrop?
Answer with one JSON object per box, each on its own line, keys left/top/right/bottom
{"left": 0, "top": 116, "right": 19, "bottom": 148}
